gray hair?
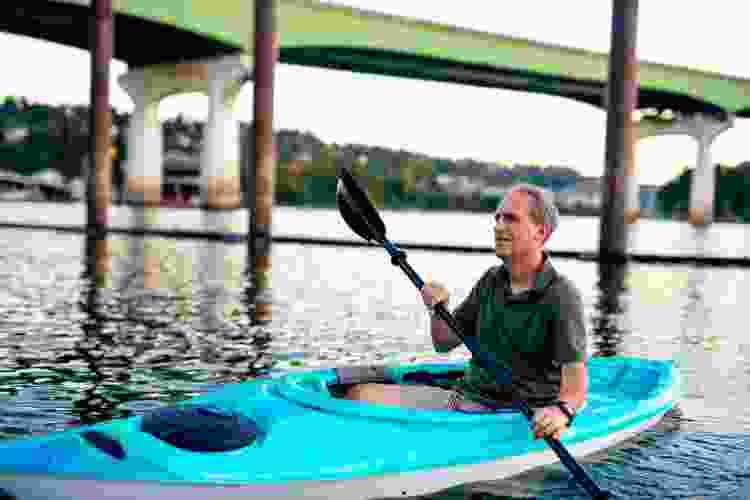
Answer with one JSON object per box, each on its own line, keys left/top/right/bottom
{"left": 501, "top": 183, "right": 559, "bottom": 236}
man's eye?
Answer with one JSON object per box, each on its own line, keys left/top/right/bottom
{"left": 496, "top": 214, "right": 515, "bottom": 223}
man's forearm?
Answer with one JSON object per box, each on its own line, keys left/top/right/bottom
{"left": 431, "top": 315, "right": 462, "bottom": 352}
{"left": 559, "top": 362, "right": 588, "bottom": 410}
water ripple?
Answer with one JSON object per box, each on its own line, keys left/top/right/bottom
{"left": 0, "top": 213, "right": 750, "bottom": 499}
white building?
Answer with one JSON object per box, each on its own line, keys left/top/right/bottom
{"left": 555, "top": 177, "right": 602, "bottom": 210}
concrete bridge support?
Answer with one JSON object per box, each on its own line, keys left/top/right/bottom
{"left": 118, "top": 71, "right": 164, "bottom": 292}
{"left": 118, "top": 54, "right": 251, "bottom": 326}
{"left": 623, "top": 117, "right": 639, "bottom": 225}
{"left": 635, "top": 111, "right": 733, "bottom": 226}
{"left": 198, "top": 57, "right": 248, "bottom": 330}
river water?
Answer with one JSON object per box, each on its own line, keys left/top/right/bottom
{"left": 0, "top": 203, "right": 749, "bottom": 499}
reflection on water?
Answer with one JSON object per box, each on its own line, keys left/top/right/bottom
{"left": 591, "top": 260, "right": 629, "bottom": 357}
{"left": 70, "top": 268, "right": 276, "bottom": 426}
{"left": 0, "top": 229, "right": 280, "bottom": 433}
{"left": 680, "top": 228, "right": 711, "bottom": 348}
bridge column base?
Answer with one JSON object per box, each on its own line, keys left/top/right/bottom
{"left": 624, "top": 207, "right": 640, "bottom": 225}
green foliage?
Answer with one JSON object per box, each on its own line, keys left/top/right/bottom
{"left": 0, "top": 105, "right": 67, "bottom": 175}
{"left": 399, "top": 157, "right": 432, "bottom": 193}
{"left": 433, "top": 159, "right": 452, "bottom": 175}
{"left": 514, "top": 174, "right": 546, "bottom": 187}
{"left": 303, "top": 175, "right": 338, "bottom": 208}
{"left": 480, "top": 193, "right": 503, "bottom": 211}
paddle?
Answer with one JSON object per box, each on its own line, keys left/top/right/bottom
{"left": 335, "top": 167, "right": 611, "bottom": 500}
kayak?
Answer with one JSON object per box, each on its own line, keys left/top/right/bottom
{"left": 0, "top": 355, "right": 676, "bottom": 500}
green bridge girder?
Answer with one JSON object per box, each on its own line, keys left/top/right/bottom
{"left": 2, "top": 0, "right": 749, "bottom": 119}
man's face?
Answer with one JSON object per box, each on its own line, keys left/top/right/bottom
{"left": 494, "top": 190, "right": 547, "bottom": 259}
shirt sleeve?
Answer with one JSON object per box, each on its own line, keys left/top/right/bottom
{"left": 452, "top": 267, "right": 496, "bottom": 339}
{"left": 550, "top": 280, "right": 587, "bottom": 365}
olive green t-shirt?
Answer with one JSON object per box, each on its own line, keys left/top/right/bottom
{"left": 452, "top": 255, "right": 587, "bottom": 407}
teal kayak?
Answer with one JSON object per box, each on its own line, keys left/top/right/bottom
{"left": 0, "top": 355, "right": 676, "bottom": 500}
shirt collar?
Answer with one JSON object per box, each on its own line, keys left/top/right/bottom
{"left": 499, "top": 251, "right": 558, "bottom": 295}
{"left": 535, "top": 252, "right": 558, "bottom": 291}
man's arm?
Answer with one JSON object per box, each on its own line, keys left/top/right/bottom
{"left": 559, "top": 361, "right": 587, "bottom": 411}
{"left": 532, "top": 361, "right": 587, "bottom": 440}
{"left": 533, "top": 280, "right": 588, "bottom": 440}
{"left": 429, "top": 312, "right": 463, "bottom": 353}
{"left": 422, "top": 271, "right": 490, "bottom": 353}
{"left": 421, "top": 282, "right": 462, "bottom": 352}
{"left": 552, "top": 279, "right": 587, "bottom": 410}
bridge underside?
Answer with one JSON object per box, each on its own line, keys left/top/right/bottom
{"left": 1, "top": 0, "right": 238, "bottom": 67}
{"left": 3, "top": 0, "right": 745, "bottom": 119}
{"left": 280, "top": 47, "right": 733, "bottom": 119}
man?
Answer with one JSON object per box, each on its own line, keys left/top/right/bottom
{"left": 346, "top": 183, "right": 588, "bottom": 441}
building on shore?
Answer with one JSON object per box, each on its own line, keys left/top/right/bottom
{"left": 554, "top": 176, "right": 602, "bottom": 212}
{"left": 0, "top": 168, "right": 69, "bottom": 202}
{"left": 161, "top": 149, "right": 201, "bottom": 207}
{"left": 639, "top": 184, "right": 660, "bottom": 218}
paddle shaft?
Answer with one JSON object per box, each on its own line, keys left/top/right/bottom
{"left": 386, "top": 243, "right": 611, "bottom": 500}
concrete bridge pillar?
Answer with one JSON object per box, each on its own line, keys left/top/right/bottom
{"left": 200, "top": 57, "right": 246, "bottom": 210}
{"left": 635, "top": 111, "right": 733, "bottom": 226}
{"left": 623, "top": 116, "right": 639, "bottom": 224}
{"left": 118, "top": 71, "right": 164, "bottom": 291}
{"left": 687, "top": 115, "right": 732, "bottom": 225}
{"left": 117, "top": 54, "right": 251, "bottom": 326}
{"left": 199, "top": 57, "right": 248, "bottom": 330}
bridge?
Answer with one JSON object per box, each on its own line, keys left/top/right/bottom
{"left": 3, "top": 0, "right": 749, "bottom": 227}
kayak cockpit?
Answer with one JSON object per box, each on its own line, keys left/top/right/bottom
{"left": 276, "top": 362, "right": 522, "bottom": 424}
{"left": 327, "top": 363, "right": 466, "bottom": 399}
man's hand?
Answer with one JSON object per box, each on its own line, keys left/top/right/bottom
{"left": 420, "top": 281, "right": 450, "bottom": 309}
{"left": 532, "top": 406, "right": 569, "bottom": 440}
{"left": 421, "top": 281, "right": 462, "bottom": 353}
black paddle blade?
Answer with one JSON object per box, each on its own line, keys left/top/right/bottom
{"left": 336, "top": 167, "right": 387, "bottom": 243}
